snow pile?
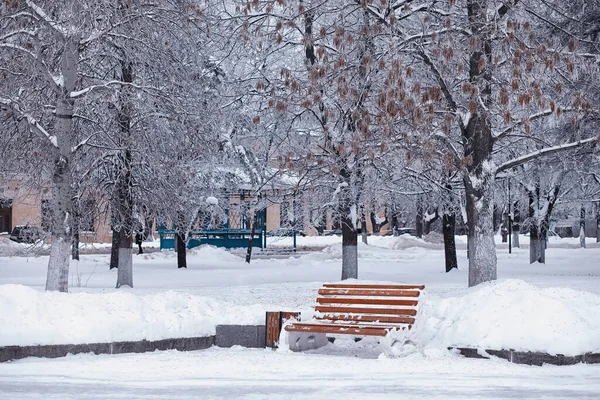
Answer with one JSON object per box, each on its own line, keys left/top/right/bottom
{"left": 0, "top": 237, "right": 47, "bottom": 256}
{"left": 144, "top": 244, "right": 243, "bottom": 263}
{"left": 386, "top": 235, "right": 443, "bottom": 250}
{"left": 0, "top": 285, "right": 267, "bottom": 346}
{"left": 415, "top": 279, "right": 600, "bottom": 356}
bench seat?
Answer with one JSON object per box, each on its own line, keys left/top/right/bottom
{"left": 284, "top": 283, "right": 425, "bottom": 350}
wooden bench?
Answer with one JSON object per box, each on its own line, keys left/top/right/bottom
{"left": 284, "top": 283, "right": 425, "bottom": 351}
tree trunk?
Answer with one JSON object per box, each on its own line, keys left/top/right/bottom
{"left": 465, "top": 173, "right": 497, "bottom": 287}
{"left": 115, "top": 60, "right": 134, "bottom": 288}
{"left": 72, "top": 231, "right": 80, "bottom": 261}
{"left": 110, "top": 225, "right": 119, "bottom": 269}
{"left": 443, "top": 211, "right": 458, "bottom": 273}
{"left": 512, "top": 200, "right": 520, "bottom": 248}
{"left": 116, "top": 228, "right": 133, "bottom": 288}
{"left": 245, "top": 209, "right": 259, "bottom": 263}
{"left": 360, "top": 207, "right": 368, "bottom": 245}
{"left": 595, "top": 201, "right": 600, "bottom": 243}
{"left": 340, "top": 173, "right": 358, "bottom": 280}
{"left": 45, "top": 34, "right": 80, "bottom": 292}
{"left": 580, "top": 206, "right": 586, "bottom": 249}
{"left": 462, "top": 0, "right": 497, "bottom": 287}
{"left": 176, "top": 229, "right": 187, "bottom": 268}
{"left": 415, "top": 196, "right": 423, "bottom": 238}
{"left": 538, "top": 221, "right": 547, "bottom": 264}
{"left": 390, "top": 208, "right": 398, "bottom": 236}
{"left": 341, "top": 203, "right": 358, "bottom": 280}
{"left": 528, "top": 190, "right": 543, "bottom": 263}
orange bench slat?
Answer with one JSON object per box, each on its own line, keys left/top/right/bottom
{"left": 316, "top": 297, "right": 419, "bottom": 306}
{"left": 322, "top": 283, "right": 425, "bottom": 290}
{"left": 285, "top": 322, "right": 405, "bottom": 337}
{"left": 314, "top": 314, "right": 415, "bottom": 324}
{"left": 318, "top": 288, "right": 421, "bottom": 297}
{"left": 314, "top": 305, "right": 417, "bottom": 316}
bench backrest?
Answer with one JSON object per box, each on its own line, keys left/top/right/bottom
{"left": 313, "top": 283, "right": 425, "bottom": 327}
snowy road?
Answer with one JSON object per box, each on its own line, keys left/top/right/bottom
{"left": 1, "top": 346, "right": 599, "bottom": 400}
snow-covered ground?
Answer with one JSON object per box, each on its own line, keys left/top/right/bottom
{"left": 1, "top": 347, "right": 599, "bottom": 400}
{"left": 1, "top": 234, "right": 599, "bottom": 399}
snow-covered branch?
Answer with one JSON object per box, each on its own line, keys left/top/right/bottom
{"left": 492, "top": 109, "right": 578, "bottom": 141}
{"left": 495, "top": 136, "right": 599, "bottom": 175}
{"left": 69, "top": 81, "right": 155, "bottom": 99}
{"left": 0, "top": 97, "right": 58, "bottom": 148}
{"left": 25, "top": 0, "right": 68, "bottom": 37}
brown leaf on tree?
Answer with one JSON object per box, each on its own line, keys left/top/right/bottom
{"left": 468, "top": 100, "right": 477, "bottom": 113}
{"left": 499, "top": 87, "right": 509, "bottom": 106}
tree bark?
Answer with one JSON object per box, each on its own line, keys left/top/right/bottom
{"left": 116, "top": 228, "right": 133, "bottom": 287}
{"left": 415, "top": 196, "right": 423, "bottom": 238}
{"left": 512, "top": 200, "right": 520, "bottom": 248}
{"left": 465, "top": 172, "right": 497, "bottom": 287}
{"left": 341, "top": 202, "right": 358, "bottom": 280}
{"left": 72, "top": 231, "right": 80, "bottom": 261}
{"left": 45, "top": 34, "right": 80, "bottom": 292}
{"left": 340, "top": 170, "right": 358, "bottom": 280}
{"left": 443, "top": 211, "right": 458, "bottom": 273}
{"left": 580, "top": 206, "right": 586, "bottom": 249}
{"left": 360, "top": 207, "right": 368, "bottom": 244}
{"left": 464, "top": 0, "right": 496, "bottom": 286}
{"left": 528, "top": 189, "right": 543, "bottom": 263}
{"left": 115, "top": 60, "right": 134, "bottom": 288}
{"left": 245, "top": 208, "right": 259, "bottom": 263}
{"left": 176, "top": 229, "right": 187, "bottom": 268}
{"left": 110, "top": 225, "right": 119, "bottom": 269}
{"left": 595, "top": 201, "right": 600, "bottom": 243}
{"left": 71, "top": 195, "right": 80, "bottom": 261}
{"left": 388, "top": 207, "right": 397, "bottom": 236}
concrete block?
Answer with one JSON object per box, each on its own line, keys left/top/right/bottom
{"left": 451, "top": 347, "right": 488, "bottom": 359}
{"left": 172, "top": 336, "right": 214, "bottom": 351}
{"left": 111, "top": 340, "right": 150, "bottom": 354}
{"left": 485, "top": 349, "right": 511, "bottom": 361}
{"left": 65, "top": 343, "right": 111, "bottom": 357}
{"left": 216, "top": 325, "right": 265, "bottom": 348}
{"left": 0, "top": 346, "right": 24, "bottom": 362}
{"left": 584, "top": 353, "right": 600, "bottom": 364}
{"left": 511, "top": 351, "right": 560, "bottom": 366}
{"left": 287, "top": 331, "right": 328, "bottom": 352}
{"left": 25, "top": 344, "right": 70, "bottom": 359}
{"left": 0, "top": 336, "right": 215, "bottom": 362}
{"left": 555, "top": 354, "right": 584, "bottom": 365}
{"left": 150, "top": 339, "right": 175, "bottom": 351}
{"left": 257, "top": 326, "right": 266, "bottom": 348}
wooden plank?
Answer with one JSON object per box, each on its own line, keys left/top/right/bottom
{"left": 323, "top": 283, "right": 425, "bottom": 290}
{"left": 316, "top": 297, "right": 418, "bottom": 306}
{"left": 315, "top": 305, "right": 417, "bottom": 316}
{"left": 265, "top": 312, "right": 281, "bottom": 348}
{"left": 284, "top": 323, "right": 394, "bottom": 336}
{"left": 318, "top": 288, "right": 421, "bottom": 297}
{"left": 281, "top": 311, "right": 300, "bottom": 323}
{"left": 314, "top": 314, "right": 415, "bottom": 324}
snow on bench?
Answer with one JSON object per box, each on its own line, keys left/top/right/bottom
{"left": 284, "top": 283, "right": 425, "bottom": 351}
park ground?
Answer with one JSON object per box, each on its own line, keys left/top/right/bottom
{"left": 0, "top": 233, "right": 599, "bottom": 399}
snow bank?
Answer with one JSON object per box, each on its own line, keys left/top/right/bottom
{"left": 415, "top": 279, "right": 600, "bottom": 356}
{"left": 142, "top": 244, "right": 243, "bottom": 263}
{"left": 0, "top": 285, "right": 266, "bottom": 346}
